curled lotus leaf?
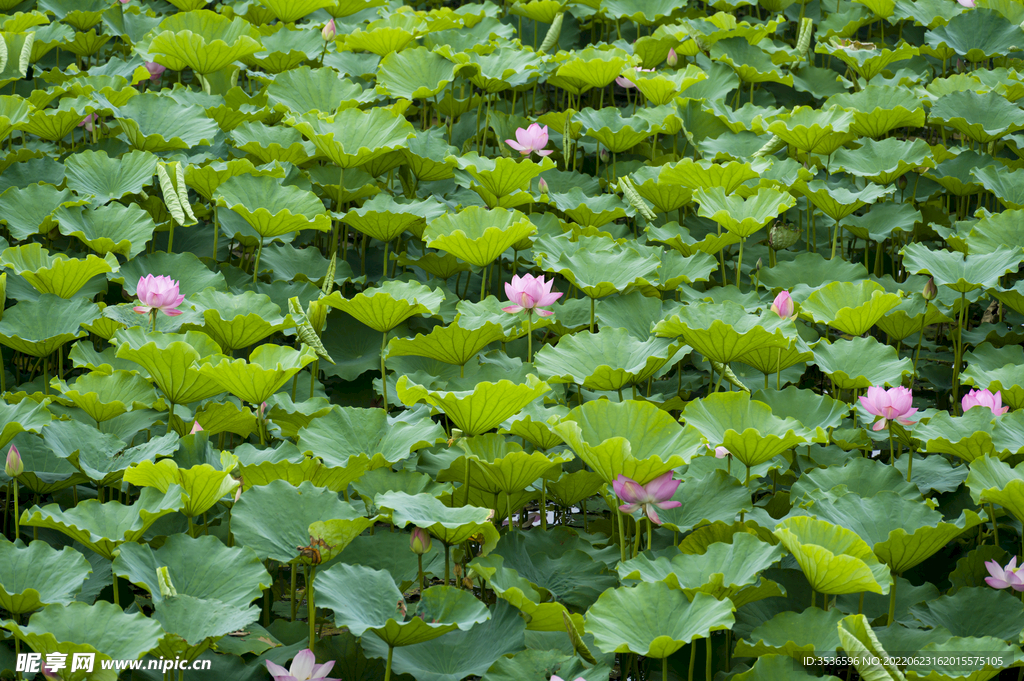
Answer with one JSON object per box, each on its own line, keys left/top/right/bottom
{"left": 114, "top": 94, "right": 220, "bottom": 152}
{"left": 0, "top": 243, "right": 119, "bottom": 299}
{"left": 214, "top": 175, "right": 331, "bottom": 239}
{"left": 296, "top": 404, "right": 444, "bottom": 469}
{"left": 148, "top": 10, "right": 262, "bottom": 75}
{"left": 694, "top": 186, "right": 796, "bottom": 238}
{"left": 534, "top": 327, "right": 683, "bottom": 391}
{"left": 322, "top": 280, "right": 444, "bottom": 333}
{"left": 966, "top": 454, "right": 1024, "bottom": 527}
{"left": 285, "top": 106, "right": 415, "bottom": 169}
{"left": 812, "top": 336, "right": 913, "bottom": 391}
{"left": 182, "top": 289, "right": 291, "bottom": 351}
{"left": 734, "top": 608, "right": 846, "bottom": 659}
{"left": 800, "top": 280, "right": 902, "bottom": 336}
{"left": 114, "top": 328, "right": 226, "bottom": 406}
{"left": 195, "top": 344, "right": 317, "bottom": 406}
{"left": 54, "top": 370, "right": 162, "bottom": 424}
{"left": 376, "top": 491, "right": 500, "bottom": 549}
{"left": 0, "top": 540, "right": 92, "bottom": 616}
{"left": 901, "top": 243, "right": 1022, "bottom": 294}
{"left": 0, "top": 295, "right": 98, "bottom": 358}
{"left": 423, "top": 206, "right": 536, "bottom": 267}
{"left": 55, "top": 203, "right": 156, "bottom": 259}
{"left": 266, "top": 66, "right": 372, "bottom": 116}
{"left": 773, "top": 516, "right": 892, "bottom": 595}
{"left": 395, "top": 374, "right": 550, "bottom": 436}
{"left": 534, "top": 234, "right": 661, "bottom": 299}
{"left": 123, "top": 459, "right": 238, "bottom": 518}
{"left": 654, "top": 300, "right": 796, "bottom": 364}
{"left": 574, "top": 107, "right": 662, "bottom": 153}
{"left": 386, "top": 321, "right": 506, "bottom": 368}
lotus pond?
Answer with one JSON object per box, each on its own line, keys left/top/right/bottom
{"left": 2, "top": 0, "right": 1024, "bottom": 679}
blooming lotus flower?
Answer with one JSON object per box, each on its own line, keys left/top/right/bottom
{"left": 78, "top": 113, "right": 99, "bottom": 133}
{"left": 502, "top": 273, "right": 562, "bottom": 317}
{"left": 615, "top": 66, "right": 654, "bottom": 88}
{"left": 859, "top": 386, "right": 918, "bottom": 431}
{"left": 962, "top": 389, "right": 1009, "bottom": 416}
{"left": 133, "top": 274, "right": 185, "bottom": 317}
{"left": 322, "top": 19, "right": 336, "bottom": 41}
{"left": 505, "top": 123, "right": 553, "bottom": 157}
{"left": 770, "top": 290, "right": 795, "bottom": 318}
{"left": 5, "top": 445, "right": 22, "bottom": 477}
{"left": 266, "top": 650, "right": 338, "bottom": 681}
{"left": 410, "top": 527, "right": 431, "bottom": 554}
{"left": 985, "top": 558, "right": 1024, "bottom": 590}
{"left": 713, "top": 446, "right": 729, "bottom": 459}
{"left": 613, "top": 472, "right": 681, "bottom": 525}
{"left": 145, "top": 61, "right": 166, "bottom": 81}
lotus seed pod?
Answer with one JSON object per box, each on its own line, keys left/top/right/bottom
{"left": 768, "top": 222, "right": 800, "bottom": 250}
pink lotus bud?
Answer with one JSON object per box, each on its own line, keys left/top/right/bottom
{"left": 410, "top": 527, "right": 431, "bottom": 554}
{"left": 5, "top": 445, "right": 22, "bottom": 477}
{"left": 190, "top": 421, "right": 203, "bottom": 434}
{"left": 322, "top": 19, "right": 336, "bottom": 41}
{"left": 962, "top": 389, "right": 1009, "bottom": 416}
{"left": 923, "top": 277, "right": 937, "bottom": 301}
{"left": 714, "top": 446, "right": 729, "bottom": 459}
{"left": 770, "top": 290, "right": 794, "bottom": 318}
{"left": 612, "top": 472, "right": 681, "bottom": 525}
{"left": 666, "top": 48, "right": 678, "bottom": 66}
{"left": 538, "top": 178, "right": 549, "bottom": 194}
{"left": 145, "top": 62, "right": 166, "bottom": 81}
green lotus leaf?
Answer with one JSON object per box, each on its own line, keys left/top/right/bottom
{"left": 734, "top": 608, "right": 846, "bottom": 658}
{"left": 925, "top": 150, "right": 990, "bottom": 197}
{"left": 377, "top": 46, "right": 458, "bottom": 100}
{"left": 931, "top": 90, "right": 1024, "bottom": 143}
{"left": 454, "top": 295, "right": 555, "bottom": 342}
{"left": 182, "top": 290, "right": 289, "bottom": 351}
{"left": 402, "top": 127, "right": 459, "bottom": 181}
{"left": 651, "top": 469, "right": 751, "bottom": 533}
{"left": 0, "top": 433, "right": 87, "bottom": 495}
{"left": 575, "top": 107, "right": 662, "bottom": 153}
{"left": 902, "top": 243, "right": 1022, "bottom": 293}
{"left": 619, "top": 533, "right": 783, "bottom": 607}
{"left": 548, "top": 188, "right": 631, "bottom": 228}
{"left": 835, "top": 614, "right": 907, "bottom": 681}
{"left": 650, "top": 251, "right": 719, "bottom": 291}
{"left": 148, "top": 9, "right": 262, "bottom": 74}
{"left": 800, "top": 280, "right": 902, "bottom": 336}
{"left": 423, "top": 206, "right": 536, "bottom": 267}
{"left": 194, "top": 399, "right": 257, "bottom": 438}
{"left": 799, "top": 179, "right": 894, "bottom": 225}
{"left": 232, "top": 480, "right": 362, "bottom": 563}
{"left": 259, "top": 0, "right": 335, "bottom": 22}
{"left": 55, "top": 203, "right": 156, "bottom": 259}
{"left": 792, "top": 456, "right": 922, "bottom": 506}
{"left": 344, "top": 21, "right": 417, "bottom": 57}
{"left": 831, "top": 138, "right": 934, "bottom": 184}
{"left": 499, "top": 402, "right": 570, "bottom": 451}
{"left": 1, "top": 243, "right": 118, "bottom": 299}
{"left": 752, "top": 386, "right": 852, "bottom": 433}
{"left": 16, "top": 96, "right": 94, "bottom": 142}
{"left": 586, "top": 583, "right": 734, "bottom": 658}
{"left": 115, "top": 93, "right": 219, "bottom": 152}
{"left": 285, "top": 106, "right": 415, "bottom": 169}
{"left": 545, "top": 470, "right": 605, "bottom": 509}
{"left": 646, "top": 220, "right": 741, "bottom": 257}
{"left": 396, "top": 374, "right": 549, "bottom": 436}
{"left": 817, "top": 39, "right": 918, "bottom": 81}
{"left": 265, "top": 66, "right": 370, "bottom": 117}
{"left": 510, "top": 0, "right": 562, "bottom": 22}
{"left": 183, "top": 158, "right": 278, "bottom": 201}
{"left": 812, "top": 336, "right": 913, "bottom": 391}
{"left": 376, "top": 491, "right": 499, "bottom": 548}
{"left": 909, "top": 587, "right": 1024, "bottom": 640}
{"left": 654, "top": 300, "right": 795, "bottom": 364}
{"left": 323, "top": 280, "right": 444, "bottom": 333}
{"left": 904, "top": 636, "right": 1022, "bottom": 680}
{"left": 704, "top": 100, "right": 785, "bottom": 135}
{"left": 0, "top": 184, "right": 84, "bottom": 241}
{"left": 214, "top": 174, "right": 330, "bottom": 239}
{"left": 535, "top": 235, "right": 660, "bottom": 299}
{"left": 969, "top": 167, "right": 1024, "bottom": 213}
{"left": 437, "top": 434, "right": 569, "bottom": 495}
{"left": 712, "top": 38, "right": 794, "bottom": 86}
{"left": 534, "top": 328, "right": 682, "bottom": 391}
{"left": 767, "top": 106, "right": 858, "bottom": 155}
{"left": 873, "top": 294, "right": 951, "bottom": 342}
{"left": 627, "top": 166, "right": 691, "bottom": 214}
{"left": 964, "top": 454, "right": 1024, "bottom": 528}
{"left": 914, "top": 409, "right": 1017, "bottom": 462}
{"left": 229, "top": 121, "right": 316, "bottom": 165}
{"left": 552, "top": 399, "right": 702, "bottom": 485}
{"left": 694, "top": 186, "right": 796, "bottom": 238}
{"left": 459, "top": 46, "right": 543, "bottom": 93}
{"left": 55, "top": 370, "right": 161, "bottom": 424}
{"left": 993, "top": 279, "right": 1024, "bottom": 319}
{"left": 0, "top": 94, "right": 33, "bottom": 142}
{"left": 825, "top": 85, "right": 926, "bottom": 138}
{"left": 659, "top": 158, "right": 768, "bottom": 194}
{"left": 352, "top": 468, "right": 450, "bottom": 506}
{"left": 39, "top": 418, "right": 141, "bottom": 487}
{"left": 342, "top": 194, "right": 444, "bottom": 244}
{"left": 19, "top": 485, "right": 184, "bottom": 560}
{"left": 683, "top": 391, "right": 826, "bottom": 469}
{"left": 297, "top": 404, "right": 443, "bottom": 469}
{"left": 114, "top": 328, "right": 225, "bottom": 406}
{"left": 4, "top": 601, "right": 164, "bottom": 677}
{"left": 449, "top": 152, "right": 555, "bottom": 209}
{"left": 123, "top": 459, "right": 238, "bottom": 518}
{"left": 0, "top": 539, "right": 91, "bottom": 615}
{"left": 808, "top": 491, "right": 984, "bottom": 573}
{"left": 553, "top": 47, "right": 633, "bottom": 93}
{"left": 243, "top": 26, "right": 322, "bottom": 73}
{"left": 387, "top": 321, "right": 505, "bottom": 368}
{"left": 63, "top": 149, "right": 157, "bottom": 204}
{"left": 319, "top": 563, "right": 489, "bottom": 647}
{"left": 621, "top": 64, "right": 708, "bottom": 105}
{"left": 773, "top": 516, "right": 892, "bottom": 595}
{"left": 196, "top": 344, "right": 317, "bottom": 406}
{"left": 926, "top": 8, "right": 1024, "bottom": 62}
{"left": 0, "top": 295, "right": 98, "bottom": 357}
{"left": 962, "top": 343, "right": 1024, "bottom": 410}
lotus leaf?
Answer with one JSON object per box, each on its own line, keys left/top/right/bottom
{"left": 423, "top": 206, "right": 536, "bottom": 267}
{"left": 773, "top": 516, "right": 892, "bottom": 595}
{"left": 812, "top": 336, "right": 913, "bottom": 391}
{"left": 654, "top": 300, "right": 796, "bottom": 364}
{"left": 534, "top": 328, "right": 682, "bottom": 392}
{"left": 123, "top": 459, "right": 237, "bottom": 519}
{"left": 0, "top": 539, "right": 92, "bottom": 615}
{"left": 285, "top": 106, "right": 415, "bottom": 170}
{"left": 396, "top": 374, "right": 549, "bottom": 436}
{"left": 323, "top": 280, "right": 444, "bottom": 333}
{"left": 297, "top": 404, "right": 443, "bottom": 469}
{"left": 800, "top": 280, "right": 902, "bottom": 336}
{"left": 694, "top": 186, "right": 797, "bottom": 238}
{"left": 0, "top": 295, "right": 98, "bottom": 357}
{"left": 376, "top": 491, "right": 499, "bottom": 549}
{"left": 1, "top": 243, "right": 118, "bottom": 299}
{"left": 901, "top": 243, "right": 1022, "bottom": 293}
{"left": 735, "top": 608, "right": 846, "bottom": 658}
{"left": 114, "top": 328, "right": 225, "bottom": 406}
{"left": 196, "top": 344, "right": 317, "bottom": 407}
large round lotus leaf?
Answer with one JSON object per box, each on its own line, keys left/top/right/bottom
{"left": 0, "top": 400, "right": 52, "bottom": 449}
{"left": 694, "top": 186, "right": 796, "bottom": 238}
{"left": 654, "top": 300, "right": 795, "bottom": 364}
{"left": 0, "top": 183, "right": 86, "bottom": 242}
{"left": 396, "top": 374, "right": 549, "bottom": 436}
{"left": 123, "top": 459, "right": 238, "bottom": 518}
{"left": 229, "top": 121, "right": 317, "bottom": 164}
{"left": 962, "top": 343, "right": 1024, "bottom": 411}
{"left": 656, "top": 469, "right": 752, "bottom": 532}
{"left": 198, "top": 343, "right": 317, "bottom": 404}
{"left": 114, "top": 328, "right": 226, "bottom": 405}
{"left": 574, "top": 107, "right": 661, "bottom": 153}
{"left": 449, "top": 152, "right": 555, "bottom": 209}
{"left": 925, "top": 8, "right": 1024, "bottom": 62}
{"left": 342, "top": 194, "right": 443, "bottom": 243}
{"left": 791, "top": 456, "right": 921, "bottom": 506}
{"left": 619, "top": 533, "right": 783, "bottom": 607}
{"left": 825, "top": 85, "right": 926, "bottom": 138}
{"left": 19, "top": 486, "right": 184, "bottom": 560}
{"left": 683, "top": 392, "right": 826, "bottom": 468}
{"left": 965, "top": 209, "right": 1024, "bottom": 256}
{"left": 259, "top": 0, "right": 335, "bottom": 22}
{"left": 874, "top": 295, "right": 950, "bottom": 342}
{"left": 4, "top": 600, "right": 164, "bottom": 668}
{"left": 318, "top": 563, "right": 488, "bottom": 646}
{"left": 622, "top": 64, "right": 707, "bottom": 105}
{"left": 766, "top": 106, "right": 857, "bottom": 155}
{"left": 831, "top": 137, "right": 934, "bottom": 185}
{"left": 244, "top": 27, "right": 323, "bottom": 74}
{"left": 423, "top": 206, "right": 535, "bottom": 267}
{"left": 114, "top": 251, "right": 228, "bottom": 297}
{"left": 1, "top": 243, "right": 118, "bottom": 299}
{"left": 751, "top": 386, "right": 851, "bottom": 433}
{"left": 773, "top": 516, "right": 892, "bottom": 595}
{"left": 658, "top": 158, "right": 768, "bottom": 194}
{"left": 231, "top": 480, "right": 363, "bottom": 563}
{"left": 386, "top": 321, "right": 505, "bottom": 368}
{"left": 40, "top": 419, "right": 150, "bottom": 488}
{"left": 499, "top": 401, "right": 570, "bottom": 451}
{"left": 757, "top": 252, "right": 868, "bottom": 301}
{"left": 799, "top": 280, "right": 902, "bottom": 336}
{"left": 535, "top": 234, "right": 661, "bottom": 299}
{"left": 55, "top": 203, "right": 156, "bottom": 259}
{"left": 0, "top": 294, "right": 98, "bottom": 357}
{"left": 55, "top": 369, "right": 162, "bottom": 423}
{"left": 901, "top": 243, "right": 1022, "bottom": 293}
{"left": 181, "top": 289, "right": 289, "bottom": 351}
{"left": 112, "top": 533, "right": 268, "bottom": 608}
{"left": 438, "top": 434, "right": 570, "bottom": 495}
{"left": 534, "top": 328, "right": 681, "bottom": 391}
{"left": 0, "top": 433, "right": 88, "bottom": 496}
{"left": 377, "top": 46, "right": 458, "bottom": 100}
{"left": 297, "top": 404, "right": 443, "bottom": 469}
{"left": 214, "top": 174, "right": 330, "bottom": 239}
{"left": 548, "top": 188, "right": 631, "bottom": 228}
{"left": 913, "top": 409, "right": 1007, "bottom": 463}
{"left": 552, "top": 399, "right": 703, "bottom": 485}
{"left": 798, "top": 179, "right": 893, "bottom": 224}
{"left": 585, "top": 583, "right": 734, "bottom": 658}
{"left": 151, "top": 593, "right": 261, "bottom": 650}
{"left": 115, "top": 93, "right": 220, "bottom": 152}
{"left": 734, "top": 607, "right": 846, "bottom": 658}
{"left": 811, "top": 336, "right": 913, "bottom": 391}
{"left": 910, "top": 587, "right": 1024, "bottom": 640}
{"left": 323, "top": 280, "right": 444, "bottom": 333}
{"left": 806, "top": 491, "right": 984, "bottom": 573}
{"left": 711, "top": 38, "right": 794, "bottom": 86}
{"left": 375, "top": 491, "right": 500, "bottom": 548}
{"left": 0, "top": 539, "right": 91, "bottom": 615}
{"left": 817, "top": 40, "right": 917, "bottom": 81}
{"left": 731, "top": 654, "right": 843, "bottom": 681}
{"left": 148, "top": 10, "right": 262, "bottom": 74}
{"left": 553, "top": 47, "right": 632, "bottom": 92}
{"left": 285, "top": 106, "right": 415, "bottom": 169}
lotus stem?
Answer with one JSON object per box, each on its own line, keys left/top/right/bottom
{"left": 589, "top": 296, "right": 595, "bottom": 333}
{"left": 912, "top": 319, "right": 926, "bottom": 379}
{"left": 380, "top": 331, "right": 388, "bottom": 409}
{"left": 688, "top": 640, "right": 697, "bottom": 681}
{"left": 906, "top": 450, "right": 913, "bottom": 483}
{"left": 888, "top": 425, "right": 895, "bottom": 467}
{"left": 167, "top": 221, "right": 174, "bottom": 254}
{"left": 990, "top": 503, "right": 1000, "bottom": 548}
{"left": 952, "top": 292, "right": 967, "bottom": 407}
{"left": 308, "top": 565, "right": 316, "bottom": 652}
{"left": 212, "top": 203, "right": 219, "bottom": 261}
{"left": 11, "top": 478, "right": 18, "bottom": 541}
{"left": 706, "top": 635, "right": 713, "bottom": 680}
{"left": 506, "top": 492, "right": 515, "bottom": 533}
{"left": 167, "top": 402, "right": 175, "bottom": 436}
{"left": 736, "top": 237, "right": 744, "bottom": 289}
{"left": 290, "top": 564, "right": 297, "bottom": 621}
{"left": 527, "top": 313, "right": 533, "bottom": 364}
{"left": 382, "top": 240, "right": 389, "bottom": 280}
{"left": 417, "top": 554, "right": 425, "bottom": 592}
{"left": 384, "top": 645, "right": 394, "bottom": 681}
{"left": 444, "top": 543, "right": 450, "bottom": 585}
{"left": 480, "top": 264, "right": 487, "bottom": 302}
{"left": 616, "top": 505, "right": 627, "bottom": 563}
{"left": 253, "top": 237, "right": 263, "bottom": 285}
{"left": 112, "top": 565, "right": 120, "bottom": 608}
{"left": 646, "top": 516, "right": 653, "bottom": 552}
{"left": 632, "top": 516, "right": 642, "bottom": 558}
{"left": 887, "top": 576, "right": 897, "bottom": 626}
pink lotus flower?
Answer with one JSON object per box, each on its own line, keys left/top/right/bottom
{"left": 78, "top": 113, "right": 99, "bottom": 133}
{"left": 613, "top": 472, "right": 681, "bottom": 525}
{"left": 770, "top": 290, "right": 795, "bottom": 318}
{"left": 713, "top": 446, "right": 729, "bottom": 459}
{"left": 190, "top": 421, "right": 203, "bottom": 434}
{"left": 410, "top": 527, "right": 431, "bottom": 554}
{"left": 133, "top": 274, "right": 185, "bottom": 317}
{"left": 962, "top": 389, "right": 1009, "bottom": 416}
{"left": 322, "top": 19, "right": 336, "bottom": 41}
{"left": 502, "top": 273, "right": 562, "bottom": 317}
{"left": 615, "top": 66, "right": 654, "bottom": 88}
{"left": 859, "top": 386, "right": 918, "bottom": 431}
{"left": 266, "top": 649, "right": 338, "bottom": 681}
{"left": 145, "top": 61, "right": 166, "bottom": 81}
{"left": 985, "top": 558, "right": 1024, "bottom": 591}
{"left": 957, "top": 0, "right": 974, "bottom": 6}
{"left": 505, "top": 123, "right": 553, "bottom": 157}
